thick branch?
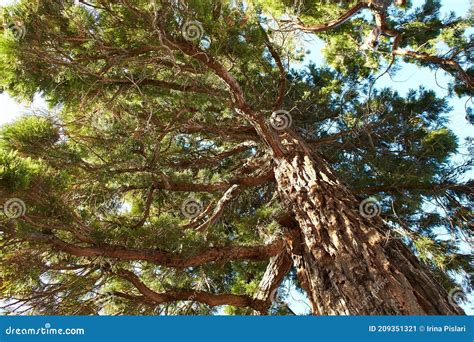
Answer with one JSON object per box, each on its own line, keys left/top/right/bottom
{"left": 179, "top": 122, "right": 259, "bottom": 141}
{"left": 117, "top": 269, "right": 266, "bottom": 310}
{"left": 154, "top": 23, "right": 286, "bottom": 157}
{"left": 259, "top": 24, "right": 286, "bottom": 110}
{"left": 285, "top": 1, "right": 473, "bottom": 89}
{"left": 172, "top": 142, "right": 255, "bottom": 169}
{"left": 120, "top": 170, "right": 274, "bottom": 193}
{"left": 6, "top": 227, "right": 284, "bottom": 268}
{"left": 287, "top": 3, "right": 368, "bottom": 32}
{"left": 377, "top": 10, "right": 473, "bottom": 89}
{"left": 277, "top": 214, "right": 319, "bottom": 315}
{"left": 184, "top": 184, "right": 243, "bottom": 232}
{"left": 151, "top": 173, "right": 271, "bottom": 192}
{"left": 102, "top": 77, "right": 227, "bottom": 97}
{"left": 253, "top": 249, "right": 293, "bottom": 314}
{"left": 391, "top": 49, "right": 473, "bottom": 89}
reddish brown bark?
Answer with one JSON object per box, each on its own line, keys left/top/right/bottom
{"left": 118, "top": 270, "right": 266, "bottom": 310}
{"left": 154, "top": 22, "right": 466, "bottom": 315}
{"left": 4, "top": 226, "right": 284, "bottom": 268}
{"left": 253, "top": 250, "right": 293, "bottom": 314}
{"left": 272, "top": 134, "right": 464, "bottom": 315}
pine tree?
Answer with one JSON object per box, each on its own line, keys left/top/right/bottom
{"left": 0, "top": 0, "right": 471, "bottom": 315}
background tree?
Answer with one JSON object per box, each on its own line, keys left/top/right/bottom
{"left": 0, "top": 0, "right": 471, "bottom": 315}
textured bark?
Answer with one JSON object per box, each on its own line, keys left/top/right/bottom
{"left": 193, "top": 184, "right": 243, "bottom": 232}
{"left": 273, "top": 134, "right": 464, "bottom": 315}
{"left": 4, "top": 226, "right": 284, "bottom": 268}
{"left": 156, "top": 22, "right": 466, "bottom": 315}
{"left": 284, "top": 222, "right": 320, "bottom": 315}
{"left": 291, "top": 3, "right": 368, "bottom": 32}
{"left": 253, "top": 250, "right": 293, "bottom": 314}
{"left": 118, "top": 270, "right": 266, "bottom": 311}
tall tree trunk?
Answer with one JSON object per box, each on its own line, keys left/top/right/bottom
{"left": 272, "top": 133, "right": 464, "bottom": 315}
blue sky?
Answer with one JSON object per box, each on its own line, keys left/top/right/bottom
{"left": 295, "top": 0, "right": 473, "bottom": 315}
{"left": 0, "top": 0, "right": 472, "bottom": 315}
{"left": 301, "top": 0, "right": 472, "bottom": 156}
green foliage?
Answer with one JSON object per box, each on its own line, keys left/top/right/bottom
{"left": 0, "top": 0, "right": 471, "bottom": 315}
{"left": 0, "top": 150, "right": 39, "bottom": 191}
{"left": 1, "top": 116, "right": 59, "bottom": 152}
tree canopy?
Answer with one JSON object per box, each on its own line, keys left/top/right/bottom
{"left": 0, "top": 0, "right": 472, "bottom": 315}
